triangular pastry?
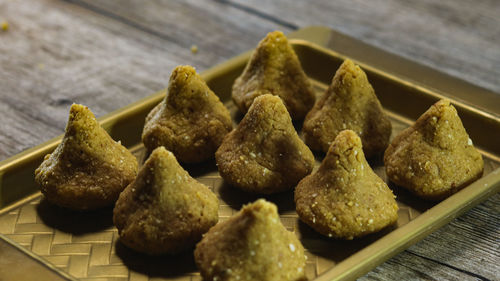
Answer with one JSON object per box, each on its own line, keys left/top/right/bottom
{"left": 195, "top": 199, "right": 307, "bottom": 281}
{"left": 384, "top": 99, "right": 484, "bottom": 200}
{"left": 113, "top": 146, "right": 219, "bottom": 254}
{"left": 142, "top": 65, "right": 232, "bottom": 163}
{"left": 303, "top": 59, "right": 391, "bottom": 158}
{"left": 232, "top": 31, "right": 315, "bottom": 120}
{"left": 295, "top": 130, "right": 398, "bottom": 239}
{"left": 216, "top": 94, "right": 314, "bottom": 194}
{"left": 35, "top": 104, "right": 138, "bottom": 210}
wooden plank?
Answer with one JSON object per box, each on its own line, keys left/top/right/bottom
{"left": 0, "top": 0, "right": 180, "bottom": 159}
{"left": 405, "top": 193, "right": 500, "bottom": 280}
{"left": 362, "top": 250, "right": 484, "bottom": 281}
{"left": 0, "top": 0, "right": 499, "bottom": 280}
{"left": 72, "top": 0, "right": 293, "bottom": 62}
{"left": 0, "top": 0, "right": 287, "bottom": 160}
{"left": 228, "top": 0, "right": 500, "bottom": 94}
{"left": 362, "top": 193, "right": 500, "bottom": 280}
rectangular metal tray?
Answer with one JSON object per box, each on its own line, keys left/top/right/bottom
{"left": 1, "top": 26, "right": 499, "bottom": 281}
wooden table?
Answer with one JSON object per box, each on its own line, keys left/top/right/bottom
{"left": 0, "top": 0, "right": 498, "bottom": 280}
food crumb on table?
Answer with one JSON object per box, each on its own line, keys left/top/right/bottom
{"left": 1, "top": 20, "right": 9, "bottom": 31}
{"left": 190, "top": 44, "right": 198, "bottom": 54}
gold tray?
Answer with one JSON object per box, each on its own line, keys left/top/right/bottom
{"left": 1, "top": 26, "right": 499, "bottom": 281}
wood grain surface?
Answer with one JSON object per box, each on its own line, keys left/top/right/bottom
{"left": 0, "top": 0, "right": 499, "bottom": 280}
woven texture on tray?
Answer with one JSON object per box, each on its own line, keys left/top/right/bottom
{"left": 0, "top": 143, "right": 422, "bottom": 281}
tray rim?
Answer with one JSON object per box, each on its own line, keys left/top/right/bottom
{"left": 0, "top": 26, "right": 499, "bottom": 281}
{"left": 0, "top": 233, "right": 78, "bottom": 281}
{"left": 291, "top": 26, "right": 500, "bottom": 118}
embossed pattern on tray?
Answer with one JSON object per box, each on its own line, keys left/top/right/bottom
{"left": 0, "top": 180, "right": 419, "bottom": 281}
{"left": 1, "top": 98, "right": 499, "bottom": 281}
{"left": 0, "top": 126, "right": 431, "bottom": 280}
